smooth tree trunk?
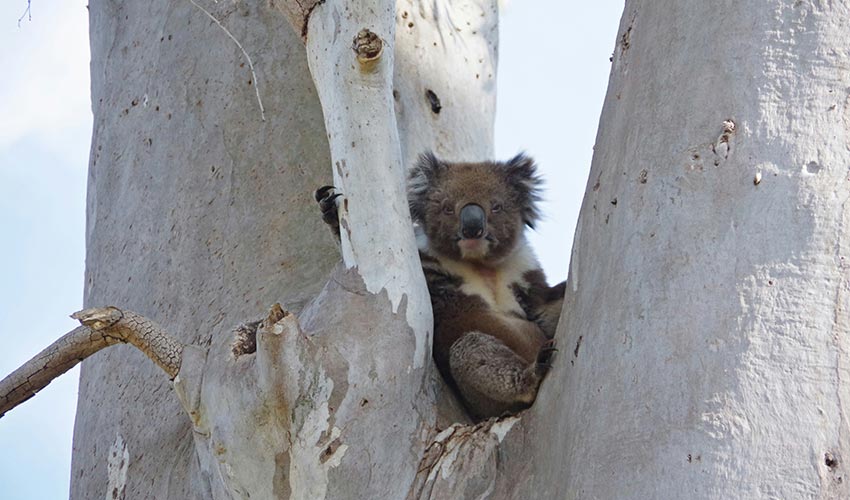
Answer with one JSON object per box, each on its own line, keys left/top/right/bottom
{"left": 75, "top": 2, "right": 336, "bottom": 497}
{"left": 545, "top": 1, "right": 850, "bottom": 496}
{"left": 71, "top": 0, "right": 497, "bottom": 498}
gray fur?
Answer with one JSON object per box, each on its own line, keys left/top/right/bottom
{"left": 449, "top": 332, "right": 542, "bottom": 418}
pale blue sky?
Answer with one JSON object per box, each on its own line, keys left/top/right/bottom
{"left": 0, "top": 1, "right": 621, "bottom": 498}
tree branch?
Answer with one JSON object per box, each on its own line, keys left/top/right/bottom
{"left": 0, "top": 307, "right": 184, "bottom": 418}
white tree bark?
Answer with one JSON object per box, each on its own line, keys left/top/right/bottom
{"left": 529, "top": 1, "right": 850, "bottom": 497}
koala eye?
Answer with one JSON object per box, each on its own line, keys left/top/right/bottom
{"left": 491, "top": 202, "right": 503, "bottom": 213}
{"left": 442, "top": 203, "right": 455, "bottom": 215}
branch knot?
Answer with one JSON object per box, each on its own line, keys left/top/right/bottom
{"left": 353, "top": 29, "right": 383, "bottom": 69}
{"left": 71, "top": 306, "right": 124, "bottom": 330}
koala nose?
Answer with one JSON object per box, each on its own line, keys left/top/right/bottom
{"left": 460, "top": 203, "right": 486, "bottom": 239}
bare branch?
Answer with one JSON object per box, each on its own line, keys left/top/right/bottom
{"left": 72, "top": 307, "right": 184, "bottom": 376}
{"left": 17, "top": 0, "right": 32, "bottom": 28}
{"left": 0, "top": 307, "right": 184, "bottom": 418}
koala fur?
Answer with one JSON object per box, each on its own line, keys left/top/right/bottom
{"left": 316, "top": 153, "right": 564, "bottom": 420}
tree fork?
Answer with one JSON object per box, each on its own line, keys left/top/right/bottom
{"left": 0, "top": 307, "right": 184, "bottom": 417}
{"left": 67, "top": 0, "right": 499, "bottom": 495}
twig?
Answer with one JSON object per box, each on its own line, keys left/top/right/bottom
{"left": 17, "top": 0, "right": 32, "bottom": 28}
{"left": 188, "top": 0, "right": 266, "bottom": 121}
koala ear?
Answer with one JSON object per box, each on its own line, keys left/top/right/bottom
{"left": 408, "top": 152, "right": 445, "bottom": 222}
{"left": 504, "top": 153, "right": 543, "bottom": 228}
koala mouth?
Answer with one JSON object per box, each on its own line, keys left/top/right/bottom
{"left": 456, "top": 234, "right": 495, "bottom": 260}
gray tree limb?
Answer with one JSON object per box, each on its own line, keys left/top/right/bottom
{"left": 0, "top": 307, "right": 183, "bottom": 418}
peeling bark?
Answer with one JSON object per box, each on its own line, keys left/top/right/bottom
{"left": 408, "top": 417, "right": 520, "bottom": 500}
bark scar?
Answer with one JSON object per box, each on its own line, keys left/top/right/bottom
{"left": 301, "top": 0, "right": 325, "bottom": 39}
{"left": 425, "top": 89, "right": 442, "bottom": 114}
{"left": 711, "top": 119, "right": 736, "bottom": 165}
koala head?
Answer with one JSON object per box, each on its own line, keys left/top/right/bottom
{"left": 408, "top": 152, "right": 542, "bottom": 264}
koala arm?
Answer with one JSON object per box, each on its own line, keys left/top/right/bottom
{"left": 519, "top": 270, "right": 566, "bottom": 339}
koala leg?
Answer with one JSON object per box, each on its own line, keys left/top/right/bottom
{"left": 449, "top": 332, "right": 551, "bottom": 418}
{"left": 314, "top": 185, "right": 343, "bottom": 240}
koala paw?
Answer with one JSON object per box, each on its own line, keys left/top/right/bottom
{"left": 315, "top": 185, "right": 343, "bottom": 238}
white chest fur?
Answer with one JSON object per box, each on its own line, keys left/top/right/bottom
{"left": 434, "top": 241, "right": 540, "bottom": 317}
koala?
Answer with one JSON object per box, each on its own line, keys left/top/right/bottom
{"left": 316, "top": 152, "right": 565, "bottom": 420}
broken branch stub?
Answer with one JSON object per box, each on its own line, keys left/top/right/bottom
{"left": 0, "top": 307, "right": 184, "bottom": 418}
{"left": 171, "top": 303, "right": 324, "bottom": 499}
{"left": 353, "top": 28, "right": 383, "bottom": 70}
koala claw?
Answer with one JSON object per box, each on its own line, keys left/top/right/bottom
{"left": 314, "top": 185, "right": 336, "bottom": 202}
{"left": 536, "top": 339, "right": 557, "bottom": 374}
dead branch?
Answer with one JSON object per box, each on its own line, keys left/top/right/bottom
{"left": 0, "top": 307, "right": 184, "bottom": 418}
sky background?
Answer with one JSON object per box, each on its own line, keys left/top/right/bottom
{"left": 0, "top": 1, "right": 622, "bottom": 498}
